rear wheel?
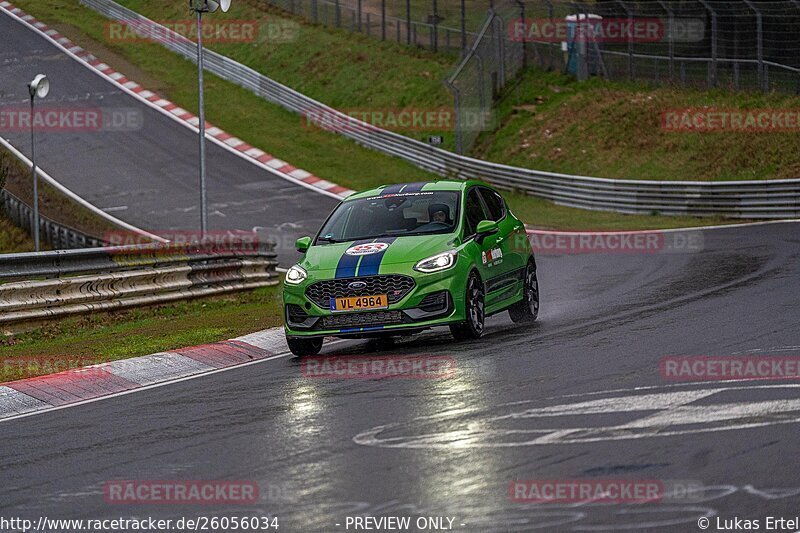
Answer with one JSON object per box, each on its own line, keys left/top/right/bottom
{"left": 509, "top": 261, "right": 539, "bottom": 323}
{"left": 450, "top": 271, "right": 485, "bottom": 340}
{"left": 287, "top": 336, "right": 323, "bottom": 357}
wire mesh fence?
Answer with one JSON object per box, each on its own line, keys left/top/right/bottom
{"left": 257, "top": 0, "right": 493, "bottom": 53}
{"left": 443, "top": 0, "right": 800, "bottom": 153}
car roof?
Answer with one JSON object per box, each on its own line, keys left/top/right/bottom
{"left": 344, "top": 180, "right": 491, "bottom": 201}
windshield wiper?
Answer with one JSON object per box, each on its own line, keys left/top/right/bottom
{"left": 316, "top": 236, "right": 341, "bottom": 244}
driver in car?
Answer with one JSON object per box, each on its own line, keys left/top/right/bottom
{"left": 428, "top": 203, "right": 451, "bottom": 226}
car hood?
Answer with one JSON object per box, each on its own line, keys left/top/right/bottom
{"left": 301, "top": 234, "right": 458, "bottom": 272}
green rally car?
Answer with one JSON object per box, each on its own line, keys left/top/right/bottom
{"left": 283, "top": 180, "right": 539, "bottom": 356}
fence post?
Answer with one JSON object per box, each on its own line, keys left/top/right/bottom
{"left": 476, "top": 53, "right": 487, "bottom": 111}
{"left": 516, "top": 0, "right": 526, "bottom": 70}
{"left": 697, "top": 0, "right": 717, "bottom": 88}
{"left": 366, "top": 12, "right": 371, "bottom": 36}
{"left": 543, "top": 0, "right": 554, "bottom": 71}
{"left": 613, "top": 0, "right": 634, "bottom": 80}
{"left": 381, "top": 0, "right": 386, "bottom": 40}
{"left": 655, "top": 0, "right": 674, "bottom": 82}
{"left": 311, "top": 0, "right": 318, "bottom": 22}
{"left": 742, "top": 0, "right": 765, "bottom": 92}
{"left": 444, "top": 79, "right": 463, "bottom": 155}
{"left": 460, "top": 0, "right": 467, "bottom": 55}
{"left": 407, "top": 0, "right": 412, "bottom": 44}
{"left": 335, "top": 0, "right": 341, "bottom": 27}
{"left": 571, "top": 2, "right": 589, "bottom": 81}
{"left": 432, "top": 0, "right": 439, "bottom": 52}
{"left": 358, "top": 0, "right": 362, "bottom": 32}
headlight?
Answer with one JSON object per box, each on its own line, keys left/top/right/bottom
{"left": 414, "top": 251, "right": 457, "bottom": 273}
{"left": 285, "top": 264, "right": 308, "bottom": 285}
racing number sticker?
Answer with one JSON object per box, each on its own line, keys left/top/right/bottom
{"left": 345, "top": 242, "right": 390, "bottom": 256}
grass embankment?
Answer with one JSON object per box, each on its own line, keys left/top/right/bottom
{"left": 0, "top": 285, "right": 283, "bottom": 382}
{"left": 477, "top": 69, "right": 800, "bottom": 181}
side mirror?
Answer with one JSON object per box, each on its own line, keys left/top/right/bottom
{"left": 475, "top": 220, "right": 499, "bottom": 243}
{"left": 295, "top": 236, "right": 312, "bottom": 253}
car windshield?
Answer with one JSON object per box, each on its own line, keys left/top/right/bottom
{"left": 315, "top": 191, "right": 460, "bottom": 244}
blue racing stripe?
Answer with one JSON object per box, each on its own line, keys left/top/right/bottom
{"left": 340, "top": 326, "right": 385, "bottom": 333}
{"left": 379, "top": 184, "right": 406, "bottom": 195}
{"left": 380, "top": 182, "right": 428, "bottom": 196}
{"left": 398, "top": 182, "right": 427, "bottom": 193}
{"left": 335, "top": 239, "right": 372, "bottom": 279}
{"left": 357, "top": 237, "right": 397, "bottom": 277}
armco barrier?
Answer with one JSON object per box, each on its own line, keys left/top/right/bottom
{"left": 0, "top": 189, "right": 105, "bottom": 250}
{"left": 77, "top": 0, "right": 800, "bottom": 219}
{"left": 0, "top": 242, "right": 279, "bottom": 327}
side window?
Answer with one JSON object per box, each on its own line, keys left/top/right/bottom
{"left": 464, "top": 188, "right": 489, "bottom": 237}
{"left": 479, "top": 188, "right": 505, "bottom": 222}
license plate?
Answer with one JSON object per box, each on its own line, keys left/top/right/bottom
{"left": 330, "top": 294, "right": 388, "bottom": 312}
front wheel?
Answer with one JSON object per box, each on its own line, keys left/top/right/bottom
{"left": 287, "top": 336, "right": 323, "bottom": 357}
{"left": 509, "top": 261, "right": 539, "bottom": 323}
{"left": 450, "top": 271, "right": 485, "bottom": 340}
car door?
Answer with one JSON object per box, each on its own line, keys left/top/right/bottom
{"left": 462, "top": 187, "right": 507, "bottom": 306}
{"left": 476, "top": 187, "right": 523, "bottom": 301}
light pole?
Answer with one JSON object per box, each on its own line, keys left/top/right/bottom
{"left": 189, "top": 0, "right": 231, "bottom": 237}
{"left": 27, "top": 74, "right": 49, "bottom": 252}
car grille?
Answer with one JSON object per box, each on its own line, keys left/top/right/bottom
{"left": 321, "top": 310, "right": 405, "bottom": 329}
{"left": 305, "top": 275, "right": 415, "bottom": 309}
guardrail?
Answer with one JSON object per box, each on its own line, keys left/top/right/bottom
{"left": 0, "top": 189, "right": 105, "bottom": 249}
{"left": 79, "top": 0, "right": 800, "bottom": 219}
{"left": 0, "top": 242, "right": 280, "bottom": 328}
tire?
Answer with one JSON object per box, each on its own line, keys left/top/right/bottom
{"left": 509, "top": 261, "right": 539, "bottom": 323}
{"left": 450, "top": 271, "right": 485, "bottom": 340}
{"left": 287, "top": 336, "right": 323, "bottom": 357}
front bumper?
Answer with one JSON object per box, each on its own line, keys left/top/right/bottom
{"left": 283, "top": 265, "right": 467, "bottom": 338}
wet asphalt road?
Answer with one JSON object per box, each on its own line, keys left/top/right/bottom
{"left": 0, "top": 10, "right": 337, "bottom": 265}
{"left": 2, "top": 221, "right": 800, "bottom": 532}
